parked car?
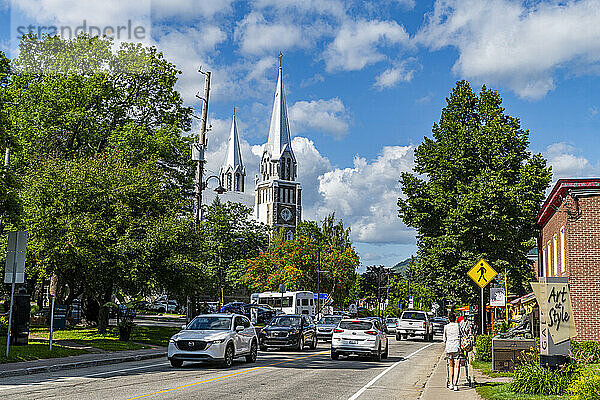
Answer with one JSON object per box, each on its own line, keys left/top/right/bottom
{"left": 331, "top": 318, "right": 389, "bottom": 361}
{"left": 385, "top": 317, "right": 400, "bottom": 334}
{"left": 431, "top": 316, "right": 449, "bottom": 335}
{"left": 396, "top": 310, "right": 433, "bottom": 341}
{"left": 168, "top": 314, "right": 258, "bottom": 368}
{"left": 150, "top": 299, "right": 178, "bottom": 313}
{"left": 259, "top": 314, "right": 317, "bottom": 350}
{"left": 316, "top": 315, "right": 344, "bottom": 342}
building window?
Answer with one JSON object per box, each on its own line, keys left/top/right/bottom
{"left": 542, "top": 245, "right": 546, "bottom": 277}
{"left": 560, "top": 226, "right": 565, "bottom": 274}
{"left": 547, "top": 241, "right": 552, "bottom": 277}
{"left": 553, "top": 234, "right": 558, "bottom": 276}
{"left": 286, "top": 231, "right": 294, "bottom": 241}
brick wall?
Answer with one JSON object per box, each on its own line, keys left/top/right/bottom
{"left": 541, "top": 195, "right": 600, "bottom": 341}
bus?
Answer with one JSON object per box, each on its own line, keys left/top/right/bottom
{"left": 250, "top": 291, "right": 316, "bottom": 317}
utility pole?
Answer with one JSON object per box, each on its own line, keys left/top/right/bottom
{"left": 188, "top": 68, "right": 211, "bottom": 323}
{"left": 193, "top": 68, "right": 211, "bottom": 227}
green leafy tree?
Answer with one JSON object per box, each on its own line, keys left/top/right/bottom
{"left": 398, "top": 81, "right": 551, "bottom": 303}
{"left": 241, "top": 214, "right": 360, "bottom": 307}
{"left": 0, "top": 50, "right": 19, "bottom": 228}
{"left": 22, "top": 151, "right": 185, "bottom": 332}
{"left": 6, "top": 34, "right": 193, "bottom": 187}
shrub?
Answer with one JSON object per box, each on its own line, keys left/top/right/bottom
{"left": 475, "top": 334, "right": 492, "bottom": 361}
{"left": 568, "top": 367, "right": 600, "bottom": 400}
{"left": 511, "top": 351, "right": 582, "bottom": 395}
{"left": 572, "top": 341, "right": 600, "bottom": 364}
{"left": 30, "top": 304, "right": 40, "bottom": 315}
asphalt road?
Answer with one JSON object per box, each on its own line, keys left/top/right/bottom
{"left": 0, "top": 336, "right": 444, "bottom": 400}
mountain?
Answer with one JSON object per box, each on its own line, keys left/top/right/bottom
{"left": 390, "top": 258, "right": 413, "bottom": 276}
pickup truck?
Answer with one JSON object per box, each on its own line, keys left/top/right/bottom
{"left": 396, "top": 310, "right": 433, "bottom": 341}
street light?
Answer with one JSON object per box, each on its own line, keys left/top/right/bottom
{"left": 203, "top": 175, "right": 226, "bottom": 195}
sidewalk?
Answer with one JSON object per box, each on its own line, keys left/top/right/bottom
{"left": 0, "top": 347, "right": 167, "bottom": 379}
{"left": 420, "top": 353, "right": 480, "bottom": 399}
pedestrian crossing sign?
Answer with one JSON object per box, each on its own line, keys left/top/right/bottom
{"left": 468, "top": 259, "right": 497, "bottom": 288}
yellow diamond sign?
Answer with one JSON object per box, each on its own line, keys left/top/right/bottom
{"left": 468, "top": 259, "right": 497, "bottom": 288}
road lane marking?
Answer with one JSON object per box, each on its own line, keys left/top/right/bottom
{"left": 126, "top": 350, "right": 329, "bottom": 400}
{"left": 346, "top": 343, "right": 436, "bottom": 400}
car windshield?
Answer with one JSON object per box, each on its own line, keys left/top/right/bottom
{"left": 339, "top": 321, "right": 373, "bottom": 330}
{"left": 269, "top": 316, "right": 301, "bottom": 327}
{"left": 318, "top": 316, "right": 342, "bottom": 325}
{"left": 187, "top": 317, "right": 231, "bottom": 330}
{"left": 402, "top": 312, "right": 426, "bottom": 320}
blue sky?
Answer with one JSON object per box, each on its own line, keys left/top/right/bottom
{"left": 1, "top": 0, "right": 600, "bottom": 268}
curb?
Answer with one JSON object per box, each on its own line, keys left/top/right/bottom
{"left": 0, "top": 351, "right": 167, "bottom": 379}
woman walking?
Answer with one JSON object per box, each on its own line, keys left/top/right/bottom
{"left": 443, "top": 312, "right": 461, "bottom": 391}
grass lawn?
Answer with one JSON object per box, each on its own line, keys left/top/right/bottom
{"left": 0, "top": 337, "right": 89, "bottom": 364}
{"left": 30, "top": 325, "right": 179, "bottom": 350}
{"left": 477, "top": 382, "right": 567, "bottom": 400}
{"left": 471, "top": 360, "right": 515, "bottom": 378}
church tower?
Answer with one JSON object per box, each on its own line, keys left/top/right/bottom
{"left": 255, "top": 55, "right": 302, "bottom": 239}
{"left": 220, "top": 109, "right": 245, "bottom": 192}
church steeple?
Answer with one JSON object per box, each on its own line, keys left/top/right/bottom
{"left": 261, "top": 53, "right": 297, "bottom": 182}
{"left": 220, "top": 108, "right": 245, "bottom": 192}
{"left": 255, "top": 54, "right": 302, "bottom": 240}
{"left": 264, "top": 53, "right": 295, "bottom": 163}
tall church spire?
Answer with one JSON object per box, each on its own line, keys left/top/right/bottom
{"left": 265, "top": 52, "right": 295, "bottom": 162}
{"left": 220, "top": 108, "right": 245, "bottom": 192}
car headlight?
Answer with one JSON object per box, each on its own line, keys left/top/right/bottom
{"left": 208, "top": 338, "right": 226, "bottom": 344}
{"left": 169, "top": 338, "right": 176, "bottom": 343}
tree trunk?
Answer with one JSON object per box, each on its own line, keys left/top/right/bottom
{"left": 97, "top": 286, "right": 113, "bottom": 333}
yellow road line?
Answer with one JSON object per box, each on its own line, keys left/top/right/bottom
{"left": 126, "top": 351, "right": 329, "bottom": 400}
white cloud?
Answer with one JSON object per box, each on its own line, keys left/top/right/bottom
{"left": 324, "top": 19, "right": 411, "bottom": 72}
{"left": 316, "top": 146, "right": 416, "bottom": 244}
{"left": 253, "top": 0, "right": 347, "bottom": 19}
{"left": 395, "top": 0, "right": 416, "bottom": 10}
{"left": 151, "top": 0, "right": 234, "bottom": 19}
{"left": 545, "top": 142, "right": 599, "bottom": 182}
{"left": 235, "top": 12, "right": 305, "bottom": 56}
{"left": 417, "top": 0, "right": 600, "bottom": 99}
{"left": 374, "top": 58, "right": 420, "bottom": 90}
{"left": 289, "top": 98, "right": 350, "bottom": 139}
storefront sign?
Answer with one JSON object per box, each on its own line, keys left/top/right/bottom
{"left": 531, "top": 278, "right": 576, "bottom": 345}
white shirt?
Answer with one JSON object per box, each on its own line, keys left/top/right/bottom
{"left": 443, "top": 322, "right": 460, "bottom": 353}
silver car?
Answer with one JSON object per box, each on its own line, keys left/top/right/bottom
{"left": 316, "top": 315, "right": 344, "bottom": 342}
{"left": 331, "top": 318, "right": 389, "bottom": 361}
{"left": 168, "top": 314, "right": 258, "bottom": 368}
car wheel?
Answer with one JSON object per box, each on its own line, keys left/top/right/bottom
{"left": 373, "top": 345, "right": 382, "bottom": 362}
{"left": 396, "top": 334, "right": 401, "bottom": 341}
{"left": 296, "top": 336, "right": 304, "bottom": 351}
{"left": 331, "top": 350, "right": 339, "bottom": 360}
{"left": 382, "top": 341, "right": 389, "bottom": 359}
{"left": 170, "top": 359, "right": 183, "bottom": 368}
{"left": 222, "top": 343, "right": 234, "bottom": 368}
{"left": 245, "top": 341, "right": 257, "bottom": 363}
{"left": 158, "top": 307, "right": 166, "bottom": 313}
{"left": 309, "top": 334, "right": 317, "bottom": 350}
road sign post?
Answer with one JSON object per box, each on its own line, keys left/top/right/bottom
{"left": 4, "top": 231, "right": 27, "bottom": 357}
{"left": 468, "top": 258, "right": 497, "bottom": 335}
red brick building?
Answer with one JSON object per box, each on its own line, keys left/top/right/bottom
{"left": 536, "top": 178, "right": 600, "bottom": 341}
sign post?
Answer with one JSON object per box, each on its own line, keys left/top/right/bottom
{"left": 4, "top": 231, "right": 27, "bottom": 358}
{"left": 49, "top": 295, "right": 55, "bottom": 351}
{"left": 468, "top": 258, "right": 497, "bottom": 335}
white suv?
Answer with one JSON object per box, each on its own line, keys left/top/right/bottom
{"left": 168, "top": 314, "right": 258, "bottom": 368}
{"left": 331, "top": 319, "right": 389, "bottom": 361}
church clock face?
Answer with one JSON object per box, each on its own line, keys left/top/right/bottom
{"left": 280, "top": 208, "right": 293, "bottom": 222}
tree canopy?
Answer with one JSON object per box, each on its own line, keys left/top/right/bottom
{"left": 398, "top": 81, "right": 551, "bottom": 303}
{"left": 241, "top": 214, "right": 360, "bottom": 308}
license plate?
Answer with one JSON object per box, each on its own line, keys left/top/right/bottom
{"left": 348, "top": 340, "right": 358, "bottom": 344}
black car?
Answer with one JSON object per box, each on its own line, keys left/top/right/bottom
{"left": 222, "top": 303, "right": 279, "bottom": 324}
{"left": 259, "top": 314, "right": 317, "bottom": 350}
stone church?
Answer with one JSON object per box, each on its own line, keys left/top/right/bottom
{"left": 219, "top": 58, "right": 302, "bottom": 239}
